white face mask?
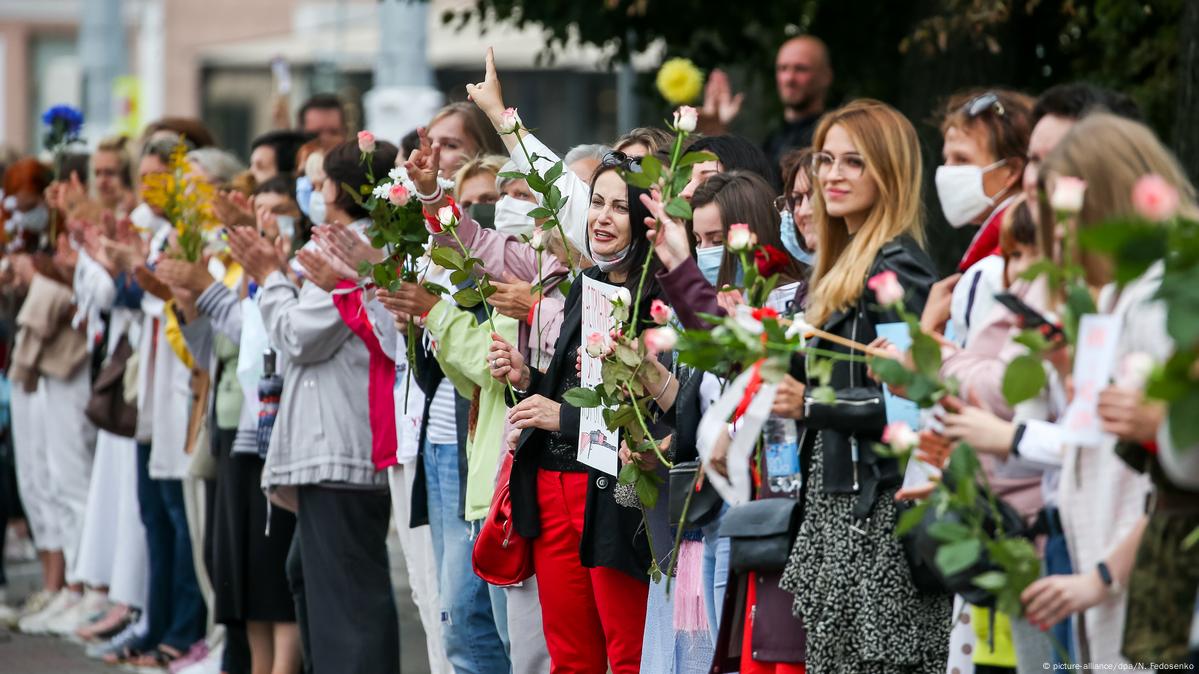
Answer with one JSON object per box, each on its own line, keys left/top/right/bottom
{"left": 935, "top": 159, "right": 1007, "bottom": 228}
{"left": 493, "top": 196, "right": 538, "bottom": 237}
{"left": 308, "top": 191, "right": 327, "bottom": 227}
{"left": 592, "top": 245, "right": 630, "bottom": 272}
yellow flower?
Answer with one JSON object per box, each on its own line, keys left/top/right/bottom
{"left": 656, "top": 58, "right": 703, "bottom": 105}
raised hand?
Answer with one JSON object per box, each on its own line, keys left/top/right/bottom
{"left": 214, "top": 190, "right": 256, "bottom": 229}
{"left": 404, "top": 127, "right": 443, "bottom": 199}
{"left": 227, "top": 225, "right": 287, "bottom": 285}
{"left": 155, "top": 257, "right": 214, "bottom": 295}
{"left": 639, "top": 191, "right": 692, "bottom": 272}
{"left": 466, "top": 47, "right": 506, "bottom": 123}
{"left": 701, "top": 69, "right": 745, "bottom": 129}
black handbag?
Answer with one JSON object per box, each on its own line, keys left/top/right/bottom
{"left": 668, "top": 460, "right": 724, "bottom": 529}
{"left": 718, "top": 497, "right": 801, "bottom": 574}
{"left": 899, "top": 480, "right": 1028, "bottom": 606}
{"left": 84, "top": 335, "right": 138, "bottom": 438}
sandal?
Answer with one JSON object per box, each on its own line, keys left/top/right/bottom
{"left": 127, "top": 644, "right": 186, "bottom": 669}
{"left": 101, "top": 643, "right": 145, "bottom": 665}
{"left": 75, "top": 604, "right": 130, "bottom": 641}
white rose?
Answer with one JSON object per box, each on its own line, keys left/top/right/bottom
{"left": 1050, "top": 176, "right": 1087, "bottom": 214}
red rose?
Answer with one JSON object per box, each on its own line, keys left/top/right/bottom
{"left": 751, "top": 306, "right": 779, "bottom": 321}
{"left": 754, "top": 244, "right": 789, "bottom": 277}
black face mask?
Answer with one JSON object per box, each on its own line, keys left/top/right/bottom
{"left": 469, "top": 203, "right": 496, "bottom": 230}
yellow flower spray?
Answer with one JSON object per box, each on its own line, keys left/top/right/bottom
{"left": 140, "top": 142, "right": 218, "bottom": 262}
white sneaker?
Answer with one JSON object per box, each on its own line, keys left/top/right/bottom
{"left": 0, "top": 602, "right": 18, "bottom": 627}
{"left": 17, "top": 588, "right": 53, "bottom": 619}
{"left": 18, "top": 589, "right": 80, "bottom": 635}
{"left": 46, "top": 589, "right": 108, "bottom": 637}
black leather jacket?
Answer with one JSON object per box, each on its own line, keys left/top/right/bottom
{"left": 801, "top": 235, "right": 938, "bottom": 519}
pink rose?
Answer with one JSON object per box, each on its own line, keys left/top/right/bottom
{"left": 672, "top": 105, "right": 698, "bottom": 133}
{"left": 644, "top": 326, "right": 678, "bottom": 355}
{"left": 650, "top": 299, "right": 673, "bottom": 325}
{"left": 882, "top": 421, "right": 919, "bottom": 453}
{"left": 498, "top": 108, "right": 522, "bottom": 134}
{"left": 1050, "top": 176, "right": 1087, "bottom": 214}
{"left": 726, "top": 223, "right": 755, "bottom": 252}
{"left": 357, "top": 130, "right": 376, "bottom": 154}
{"left": 437, "top": 205, "right": 458, "bottom": 229}
{"left": 585, "top": 331, "right": 607, "bottom": 358}
{"left": 388, "top": 183, "right": 409, "bottom": 207}
{"left": 867, "top": 270, "right": 904, "bottom": 306}
{"left": 1132, "top": 174, "right": 1180, "bottom": 222}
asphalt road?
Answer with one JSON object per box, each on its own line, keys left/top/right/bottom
{"left": 0, "top": 531, "right": 433, "bottom": 674}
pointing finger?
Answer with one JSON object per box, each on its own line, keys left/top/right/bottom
{"left": 485, "top": 47, "right": 496, "bottom": 81}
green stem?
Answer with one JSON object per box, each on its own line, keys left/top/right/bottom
{"left": 513, "top": 132, "right": 575, "bottom": 275}
{"left": 626, "top": 385, "right": 672, "bottom": 469}
{"left": 446, "top": 225, "right": 516, "bottom": 400}
{"left": 630, "top": 130, "right": 688, "bottom": 336}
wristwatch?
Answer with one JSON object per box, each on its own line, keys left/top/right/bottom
{"left": 1096, "top": 561, "right": 1121, "bottom": 595}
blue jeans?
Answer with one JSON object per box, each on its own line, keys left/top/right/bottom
{"left": 1044, "top": 524, "right": 1077, "bottom": 666}
{"left": 424, "top": 441, "right": 509, "bottom": 674}
{"left": 701, "top": 505, "right": 730, "bottom": 645}
{"left": 134, "top": 443, "right": 206, "bottom": 652}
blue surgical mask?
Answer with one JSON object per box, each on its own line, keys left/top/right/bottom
{"left": 295, "top": 176, "right": 314, "bottom": 217}
{"left": 695, "top": 245, "right": 723, "bottom": 286}
{"left": 779, "top": 209, "right": 814, "bottom": 266}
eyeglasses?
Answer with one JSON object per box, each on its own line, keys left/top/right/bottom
{"left": 773, "top": 191, "right": 812, "bottom": 213}
{"left": 964, "top": 92, "right": 1005, "bottom": 118}
{"left": 812, "top": 152, "right": 866, "bottom": 180}
{"left": 601, "top": 150, "right": 642, "bottom": 174}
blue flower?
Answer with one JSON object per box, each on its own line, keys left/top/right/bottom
{"left": 41, "top": 104, "right": 84, "bottom": 135}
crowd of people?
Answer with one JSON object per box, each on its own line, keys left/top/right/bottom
{"left": 0, "top": 32, "right": 1195, "bottom": 674}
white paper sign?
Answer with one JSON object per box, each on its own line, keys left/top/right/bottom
{"left": 1059, "top": 314, "right": 1122, "bottom": 445}
{"left": 578, "top": 275, "right": 620, "bottom": 476}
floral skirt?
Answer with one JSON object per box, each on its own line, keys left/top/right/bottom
{"left": 779, "top": 434, "right": 951, "bottom": 674}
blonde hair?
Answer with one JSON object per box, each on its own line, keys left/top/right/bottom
{"left": 453, "top": 154, "right": 508, "bottom": 197}
{"left": 428, "top": 102, "right": 506, "bottom": 158}
{"left": 806, "top": 99, "right": 925, "bottom": 326}
{"left": 1040, "top": 112, "right": 1198, "bottom": 286}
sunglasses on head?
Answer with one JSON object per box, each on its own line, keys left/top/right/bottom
{"left": 601, "top": 150, "right": 643, "bottom": 174}
{"left": 964, "top": 92, "right": 1005, "bottom": 118}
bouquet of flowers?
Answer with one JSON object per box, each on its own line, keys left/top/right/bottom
{"left": 140, "top": 141, "right": 218, "bottom": 262}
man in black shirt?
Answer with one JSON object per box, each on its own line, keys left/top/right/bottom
{"left": 763, "top": 36, "right": 833, "bottom": 172}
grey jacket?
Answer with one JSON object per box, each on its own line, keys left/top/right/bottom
{"left": 257, "top": 270, "right": 383, "bottom": 507}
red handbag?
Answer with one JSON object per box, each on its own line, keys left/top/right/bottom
{"left": 472, "top": 450, "right": 534, "bottom": 586}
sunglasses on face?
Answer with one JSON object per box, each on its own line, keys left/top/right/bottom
{"left": 601, "top": 150, "right": 643, "bottom": 174}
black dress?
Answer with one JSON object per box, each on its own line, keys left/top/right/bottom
{"left": 211, "top": 428, "right": 297, "bottom": 623}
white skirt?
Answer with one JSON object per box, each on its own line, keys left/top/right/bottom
{"left": 41, "top": 368, "right": 96, "bottom": 582}
{"left": 73, "top": 429, "right": 147, "bottom": 608}
{"left": 10, "top": 380, "right": 59, "bottom": 551}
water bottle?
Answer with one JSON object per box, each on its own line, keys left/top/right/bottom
{"left": 256, "top": 348, "right": 283, "bottom": 459}
{"left": 763, "top": 414, "right": 801, "bottom": 495}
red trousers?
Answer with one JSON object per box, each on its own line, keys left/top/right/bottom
{"left": 533, "top": 469, "right": 649, "bottom": 674}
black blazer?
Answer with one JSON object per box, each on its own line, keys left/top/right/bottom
{"left": 801, "top": 235, "right": 938, "bottom": 519}
{"left": 509, "top": 267, "right": 663, "bottom": 581}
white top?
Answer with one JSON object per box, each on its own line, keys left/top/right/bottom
{"left": 507, "top": 132, "right": 591, "bottom": 256}
{"left": 949, "top": 254, "right": 1005, "bottom": 348}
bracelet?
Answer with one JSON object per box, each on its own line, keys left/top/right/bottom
{"left": 653, "top": 370, "right": 674, "bottom": 402}
{"left": 415, "top": 184, "right": 443, "bottom": 204}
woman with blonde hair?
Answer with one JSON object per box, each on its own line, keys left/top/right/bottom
{"left": 773, "top": 99, "right": 949, "bottom": 673}
{"left": 1019, "top": 112, "right": 1198, "bottom": 668}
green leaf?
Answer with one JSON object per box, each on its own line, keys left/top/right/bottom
{"left": 972, "top": 571, "right": 1008, "bottom": 592}
{"left": 616, "top": 343, "right": 642, "bottom": 367}
{"left": 450, "top": 269, "right": 470, "bottom": 285}
{"left": 430, "top": 246, "right": 465, "bottom": 271}
{"left": 869, "top": 356, "right": 913, "bottom": 388}
{"left": 935, "top": 538, "right": 981, "bottom": 577}
{"left": 810, "top": 385, "right": 836, "bottom": 404}
{"left": 563, "top": 387, "right": 602, "bottom": 408}
{"left": 1169, "top": 386, "right": 1199, "bottom": 449}
{"left": 453, "top": 287, "right": 482, "bottom": 307}
{"left": 664, "top": 197, "right": 692, "bottom": 221}
{"left": 527, "top": 207, "right": 553, "bottom": 219}
{"left": 895, "top": 501, "right": 930, "bottom": 537}
{"left": 910, "top": 331, "right": 942, "bottom": 380}
{"left": 675, "top": 151, "right": 718, "bottom": 168}
{"left": 1002, "top": 354, "right": 1048, "bottom": 406}
{"left": 635, "top": 472, "right": 659, "bottom": 509}
{"left": 618, "top": 461, "right": 640, "bottom": 485}
{"left": 606, "top": 404, "right": 637, "bottom": 429}
{"left": 928, "top": 520, "right": 971, "bottom": 543}
{"left": 525, "top": 171, "right": 546, "bottom": 193}
{"left": 620, "top": 169, "right": 654, "bottom": 189}
{"left": 544, "top": 161, "right": 564, "bottom": 186}
{"left": 480, "top": 283, "right": 497, "bottom": 299}
{"left": 497, "top": 171, "right": 527, "bottom": 181}
{"left": 639, "top": 155, "right": 663, "bottom": 183}
{"left": 1012, "top": 328, "right": 1051, "bottom": 353}
{"left": 422, "top": 282, "right": 449, "bottom": 297}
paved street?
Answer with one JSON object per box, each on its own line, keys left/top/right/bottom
{"left": 1, "top": 531, "right": 432, "bottom": 674}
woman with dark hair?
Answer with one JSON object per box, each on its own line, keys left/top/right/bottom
{"left": 680, "top": 135, "right": 780, "bottom": 200}
{"left": 465, "top": 151, "right": 678, "bottom": 673}
{"left": 228, "top": 139, "right": 401, "bottom": 674}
